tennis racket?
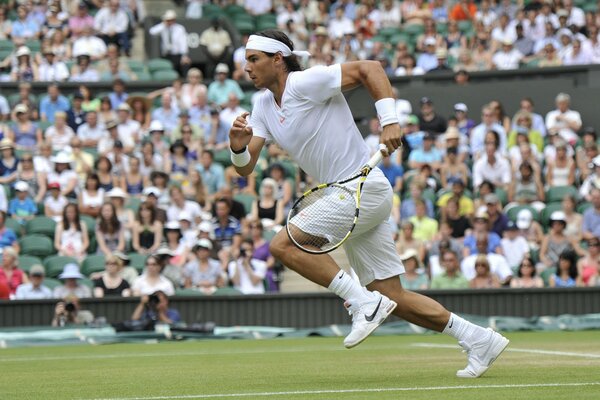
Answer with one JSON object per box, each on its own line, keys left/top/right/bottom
{"left": 286, "top": 144, "right": 387, "bottom": 254}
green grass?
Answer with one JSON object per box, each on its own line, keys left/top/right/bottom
{"left": 1, "top": 331, "right": 599, "bottom": 399}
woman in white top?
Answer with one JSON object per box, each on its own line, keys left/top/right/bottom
{"left": 78, "top": 173, "right": 105, "bottom": 218}
{"left": 181, "top": 68, "right": 207, "bottom": 109}
{"left": 44, "top": 111, "right": 75, "bottom": 151}
{"left": 47, "top": 152, "right": 78, "bottom": 199}
{"left": 546, "top": 140, "right": 575, "bottom": 187}
{"left": 132, "top": 255, "right": 175, "bottom": 296}
{"left": 106, "top": 187, "right": 135, "bottom": 240}
{"left": 54, "top": 203, "right": 89, "bottom": 261}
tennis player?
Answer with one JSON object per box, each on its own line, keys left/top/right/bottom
{"left": 229, "top": 30, "right": 508, "bottom": 378}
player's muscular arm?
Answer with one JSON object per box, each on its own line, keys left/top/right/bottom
{"left": 229, "top": 112, "right": 265, "bottom": 176}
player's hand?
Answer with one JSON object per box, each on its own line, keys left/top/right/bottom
{"left": 229, "top": 112, "right": 253, "bottom": 152}
{"left": 380, "top": 123, "right": 402, "bottom": 155}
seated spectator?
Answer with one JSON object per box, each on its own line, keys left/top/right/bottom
{"left": 96, "top": 202, "right": 126, "bottom": 256}
{"left": 51, "top": 295, "right": 95, "bottom": 326}
{"left": 463, "top": 210, "right": 502, "bottom": 257}
{"left": 78, "top": 173, "right": 104, "bottom": 218}
{"left": 416, "top": 39, "right": 439, "bottom": 72}
{"left": 207, "top": 63, "right": 244, "bottom": 108}
{"left": 163, "top": 221, "right": 190, "bottom": 269}
{"left": 378, "top": 154, "right": 403, "bottom": 193}
{"left": 67, "top": 93, "right": 87, "bottom": 133}
{"left": 10, "top": 104, "right": 42, "bottom": 152}
{"left": 177, "top": 212, "right": 198, "bottom": 249}
{"left": 469, "top": 254, "right": 502, "bottom": 288}
{"left": 216, "top": 93, "right": 247, "bottom": 150}
{"left": 543, "top": 132, "right": 575, "bottom": 166}
{"left": 101, "top": 58, "right": 135, "bottom": 82}
{"left": 183, "top": 239, "right": 223, "bottom": 294}
{"left": 119, "top": 156, "right": 144, "bottom": 197}
{"left": 266, "top": 163, "right": 293, "bottom": 215}
{"left": 437, "top": 177, "right": 474, "bottom": 219}
{"left": 106, "top": 188, "right": 135, "bottom": 236}
{"left": 55, "top": 203, "right": 89, "bottom": 261}
{"left": 126, "top": 96, "right": 151, "bottom": 133}
{"left": 166, "top": 185, "right": 202, "bottom": 225}
{"left": 53, "top": 264, "right": 92, "bottom": 299}
{"left": 545, "top": 140, "right": 576, "bottom": 187}
{"left": 408, "top": 133, "right": 443, "bottom": 172}
{"left": 15, "top": 264, "right": 52, "bottom": 299}
{"left": 508, "top": 111, "right": 543, "bottom": 153}
{"left": 577, "top": 237, "right": 600, "bottom": 287}
{"left": 400, "top": 180, "right": 434, "bottom": 222}
{"left": 470, "top": 105, "right": 507, "bottom": 158}
{"left": 492, "top": 39, "right": 523, "bottom": 70}
{"left": 78, "top": 111, "right": 107, "bottom": 148}
{"left": 178, "top": 124, "right": 203, "bottom": 162}
{"left": 130, "top": 290, "right": 180, "bottom": 324}
{"left": 211, "top": 198, "right": 242, "bottom": 254}
{"left": 539, "top": 211, "right": 581, "bottom": 271}
{"left": 15, "top": 152, "right": 45, "bottom": 204}
{"left": 12, "top": 5, "right": 40, "bottom": 41}
{"left": 0, "top": 138, "right": 18, "bottom": 185}
{"left": 562, "top": 195, "right": 582, "bottom": 240}
{"left": 40, "top": 83, "right": 71, "bottom": 123}
{"left": 0, "top": 247, "right": 26, "bottom": 299}
{"left": 152, "top": 93, "right": 180, "bottom": 136}
{"left": 515, "top": 208, "right": 544, "bottom": 250}
{"left": 431, "top": 249, "right": 470, "bottom": 289}
{"left": 485, "top": 193, "right": 509, "bottom": 237}
{"left": 461, "top": 234, "right": 512, "bottom": 284}
{"left": 8, "top": 180, "right": 37, "bottom": 223}
{"left": 131, "top": 201, "right": 163, "bottom": 256}
{"left": 48, "top": 152, "right": 78, "bottom": 199}
{"left": 550, "top": 249, "right": 582, "bottom": 287}
{"left": 439, "top": 144, "right": 469, "bottom": 188}
{"left": 110, "top": 79, "right": 130, "bottom": 111}
{"left": 164, "top": 140, "right": 192, "bottom": 183}
{"left": 251, "top": 178, "right": 284, "bottom": 227}
{"left": 416, "top": 97, "right": 447, "bottom": 136}
{"left": 228, "top": 239, "right": 267, "bottom": 295}
{"left": 69, "top": 2, "right": 94, "bottom": 40}
{"left": 510, "top": 256, "right": 544, "bottom": 288}
{"left": 183, "top": 170, "right": 209, "bottom": 211}
{"left": 507, "top": 161, "right": 545, "bottom": 211}
{"left": 443, "top": 197, "right": 471, "bottom": 239}
{"left": 472, "top": 130, "right": 511, "bottom": 191}
{"left": 399, "top": 249, "right": 429, "bottom": 290}
{"left": 38, "top": 47, "right": 69, "bottom": 82}
{"left": 501, "top": 221, "right": 530, "bottom": 268}
{"left": 48, "top": 30, "right": 72, "bottom": 62}
{"left": 44, "top": 182, "right": 69, "bottom": 222}
{"left": 132, "top": 256, "right": 175, "bottom": 296}
{"left": 33, "top": 141, "right": 53, "bottom": 175}
{"left": 180, "top": 68, "right": 207, "bottom": 109}
{"left": 409, "top": 199, "right": 439, "bottom": 242}
{"left": 93, "top": 254, "right": 131, "bottom": 297}
{"left": 69, "top": 54, "right": 100, "bottom": 82}
{"left": 545, "top": 92, "right": 582, "bottom": 145}
{"left": 45, "top": 111, "right": 75, "bottom": 151}
{"left": 94, "top": 0, "right": 130, "bottom": 56}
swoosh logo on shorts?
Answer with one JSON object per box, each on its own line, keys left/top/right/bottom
{"left": 364, "top": 298, "right": 382, "bottom": 322}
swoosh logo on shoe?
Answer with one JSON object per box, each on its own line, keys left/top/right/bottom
{"left": 364, "top": 298, "right": 382, "bottom": 322}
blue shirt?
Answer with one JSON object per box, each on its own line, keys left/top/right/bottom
{"left": 39, "top": 95, "right": 70, "bottom": 123}
{"left": 464, "top": 232, "right": 502, "bottom": 254}
{"left": 11, "top": 19, "right": 39, "bottom": 39}
{"left": 212, "top": 216, "right": 241, "bottom": 248}
{"left": 417, "top": 53, "right": 438, "bottom": 72}
{"left": 152, "top": 107, "right": 180, "bottom": 134}
{"left": 405, "top": 131, "right": 426, "bottom": 151}
{"left": 8, "top": 197, "right": 37, "bottom": 219}
{"left": 0, "top": 228, "right": 17, "bottom": 249}
{"left": 109, "top": 92, "right": 129, "bottom": 110}
{"left": 582, "top": 208, "right": 600, "bottom": 238}
{"left": 409, "top": 147, "right": 443, "bottom": 164}
{"left": 379, "top": 163, "right": 404, "bottom": 189}
{"left": 197, "top": 163, "right": 226, "bottom": 195}
{"left": 189, "top": 105, "right": 212, "bottom": 137}
{"left": 207, "top": 79, "right": 244, "bottom": 106}
{"left": 400, "top": 198, "right": 434, "bottom": 222}
{"left": 141, "top": 308, "right": 181, "bottom": 323}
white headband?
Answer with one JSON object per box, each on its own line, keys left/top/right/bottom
{"left": 246, "top": 35, "right": 311, "bottom": 58}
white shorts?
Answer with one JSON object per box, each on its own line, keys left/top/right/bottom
{"left": 290, "top": 168, "right": 405, "bottom": 286}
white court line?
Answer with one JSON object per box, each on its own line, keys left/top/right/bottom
{"left": 412, "top": 343, "right": 600, "bottom": 359}
{"left": 83, "top": 382, "right": 600, "bottom": 400}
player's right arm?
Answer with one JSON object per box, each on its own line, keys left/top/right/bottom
{"left": 229, "top": 111, "right": 265, "bottom": 177}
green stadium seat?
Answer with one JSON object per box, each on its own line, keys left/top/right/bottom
{"left": 495, "top": 188, "right": 508, "bottom": 207}
{"left": 18, "top": 255, "right": 43, "bottom": 273}
{"left": 233, "top": 19, "right": 255, "bottom": 34}
{"left": 234, "top": 193, "right": 256, "bottom": 216}
{"left": 545, "top": 185, "right": 578, "bottom": 204}
{"left": 127, "top": 252, "right": 148, "bottom": 273}
{"left": 19, "top": 235, "right": 55, "bottom": 258}
{"left": 255, "top": 19, "right": 278, "bottom": 31}
{"left": 43, "top": 255, "right": 79, "bottom": 278}
{"left": 202, "top": 3, "right": 225, "bottom": 18}
{"left": 436, "top": 23, "right": 448, "bottom": 35}
{"left": 457, "top": 20, "right": 473, "bottom": 33}
{"left": 25, "top": 216, "right": 57, "bottom": 238}
{"left": 5, "top": 217, "right": 24, "bottom": 237}
{"left": 136, "top": 71, "right": 152, "bottom": 81}
{"left": 126, "top": 59, "right": 145, "bottom": 72}
{"left": 80, "top": 214, "right": 96, "bottom": 232}
{"left": 24, "top": 40, "right": 41, "bottom": 53}
{"left": 390, "top": 33, "right": 411, "bottom": 46}
{"left": 540, "top": 267, "right": 556, "bottom": 287}
{"left": 175, "top": 288, "right": 205, "bottom": 296}
{"left": 80, "top": 277, "right": 94, "bottom": 289}
{"left": 214, "top": 148, "right": 233, "bottom": 168}
{"left": 125, "top": 197, "right": 141, "bottom": 213}
{"left": 38, "top": 120, "right": 53, "bottom": 132}
{"left": 81, "top": 254, "right": 106, "bottom": 276}
{"left": 213, "top": 287, "right": 243, "bottom": 295}
{"left": 262, "top": 229, "right": 276, "bottom": 242}
{"left": 147, "top": 58, "right": 174, "bottom": 73}
{"left": 378, "top": 27, "right": 402, "bottom": 39}
{"left": 540, "top": 202, "right": 563, "bottom": 228}
{"left": 43, "top": 278, "right": 62, "bottom": 290}
{"left": 0, "top": 39, "right": 14, "bottom": 51}
{"left": 577, "top": 202, "right": 592, "bottom": 214}
{"left": 224, "top": 4, "right": 247, "bottom": 17}
{"left": 403, "top": 24, "right": 425, "bottom": 37}
{"left": 506, "top": 205, "right": 540, "bottom": 222}
{"left": 152, "top": 70, "right": 180, "bottom": 81}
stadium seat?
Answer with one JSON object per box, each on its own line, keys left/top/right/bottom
{"left": 125, "top": 197, "right": 141, "bottom": 213}
{"left": 80, "top": 214, "right": 96, "bottom": 232}
{"left": 213, "top": 287, "right": 243, "bottom": 295}
{"left": 24, "top": 40, "right": 41, "bottom": 53}
{"left": 0, "top": 39, "right": 14, "bottom": 51}
{"left": 214, "top": 149, "right": 233, "bottom": 168}
{"left": 224, "top": 4, "right": 247, "bottom": 17}
{"left": 175, "top": 288, "right": 204, "bottom": 296}
{"left": 126, "top": 60, "right": 145, "bottom": 72}
{"left": 5, "top": 217, "right": 23, "bottom": 237}
{"left": 43, "top": 278, "right": 62, "bottom": 290}
{"left": 17, "top": 255, "right": 43, "bottom": 273}
{"left": 19, "top": 235, "right": 55, "bottom": 258}
{"left": 38, "top": 120, "right": 53, "bottom": 132}
{"left": 255, "top": 14, "right": 278, "bottom": 31}
{"left": 81, "top": 254, "right": 106, "bottom": 276}
{"left": 540, "top": 267, "right": 556, "bottom": 287}
{"left": 262, "top": 229, "right": 276, "bottom": 242}
{"left": 25, "top": 216, "right": 57, "bottom": 238}
{"left": 88, "top": 235, "right": 97, "bottom": 254}
{"left": 234, "top": 193, "right": 256, "bottom": 216}
{"left": 545, "top": 185, "right": 578, "bottom": 204}
{"left": 152, "top": 69, "right": 180, "bottom": 81}
{"left": 505, "top": 205, "right": 540, "bottom": 222}
{"left": 233, "top": 19, "right": 255, "bottom": 34}
{"left": 540, "top": 202, "right": 563, "bottom": 228}
{"left": 127, "top": 252, "right": 148, "bottom": 273}
{"left": 43, "top": 255, "right": 79, "bottom": 278}
{"left": 136, "top": 71, "right": 152, "bottom": 81}
{"left": 80, "top": 277, "right": 94, "bottom": 289}
{"left": 390, "top": 33, "right": 411, "bottom": 46}
{"left": 202, "top": 3, "right": 225, "bottom": 18}
{"left": 436, "top": 23, "right": 448, "bottom": 35}
{"left": 577, "top": 202, "right": 592, "bottom": 214}
{"left": 147, "top": 58, "right": 173, "bottom": 73}
{"left": 403, "top": 24, "right": 425, "bottom": 37}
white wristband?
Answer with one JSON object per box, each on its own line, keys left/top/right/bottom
{"left": 230, "top": 146, "right": 251, "bottom": 167}
{"left": 375, "top": 98, "right": 399, "bottom": 127}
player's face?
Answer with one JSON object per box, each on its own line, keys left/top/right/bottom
{"left": 245, "top": 50, "right": 276, "bottom": 89}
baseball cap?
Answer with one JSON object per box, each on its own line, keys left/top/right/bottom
{"left": 550, "top": 210, "right": 567, "bottom": 223}
{"left": 215, "top": 63, "right": 229, "bottom": 74}
{"left": 484, "top": 193, "right": 499, "bottom": 204}
{"left": 445, "top": 127, "right": 460, "bottom": 140}
{"left": 117, "top": 103, "right": 131, "bottom": 112}
{"left": 29, "top": 264, "right": 45, "bottom": 276}
{"left": 193, "top": 238, "right": 213, "bottom": 251}
{"left": 420, "top": 97, "right": 433, "bottom": 105}
{"left": 454, "top": 103, "right": 468, "bottom": 112}
{"left": 406, "top": 114, "right": 419, "bottom": 125}
{"left": 506, "top": 220, "right": 518, "bottom": 231}
{"left": 516, "top": 209, "right": 533, "bottom": 229}
{"left": 424, "top": 132, "right": 435, "bottom": 141}
{"left": 399, "top": 248, "right": 419, "bottom": 261}
{"left": 14, "top": 104, "right": 28, "bottom": 114}
{"left": 105, "top": 120, "right": 118, "bottom": 130}
{"left": 424, "top": 37, "right": 436, "bottom": 46}
{"left": 199, "top": 221, "right": 213, "bottom": 233}
{"left": 448, "top": 177, "right": 464, "bottom": 186}
{"left": 178, "top": 211, "right": 192, "bottom": 222}
{"left": 143, "top": 186, "right": 161, "bottom": 197}
{"left": 14, "top": 180, "right": 29, "bottom": 192}
{"left": 435, "top": 48, "right": 448, "bottom": 58}
{"left": 474, "top": 210, "right": 489, "bottom": 221}
{"left": 149, "top": 120, "right": 164, "bottom": 132}
{"left": 48, "top": 182, "right": 60, "bottom": 190}
{"left": 165, "top": 221, "right": 181, "bottom": 230}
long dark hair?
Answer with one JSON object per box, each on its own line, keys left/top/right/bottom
{"left": 98, "top": 202, "right": 121, "bottom": 234}
{"left": 137, "top": 201, "right": 157, "bottom": 224}
{"left": 62, "top": 203, "right": 81, "bottom": 232}
{"left": 558, "top": 249, "right": 578, "bottom": 280}
{"left": 255, "top": 30, "right": 302, "bottom": 72}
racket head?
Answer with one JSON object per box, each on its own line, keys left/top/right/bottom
{"left": 286, "top": 183, "right": 358, "bottom": 254}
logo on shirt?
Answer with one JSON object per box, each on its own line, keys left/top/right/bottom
{"left": 279, "top": 117, "right": 285, "bottom": 124}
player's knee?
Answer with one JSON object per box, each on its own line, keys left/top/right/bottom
{"left": 269, "top": 231, "right": 293, "bottom": 260}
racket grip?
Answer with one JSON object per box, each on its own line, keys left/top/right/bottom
{"left": 366, "top": 145, "right": 386, "bottom": 169}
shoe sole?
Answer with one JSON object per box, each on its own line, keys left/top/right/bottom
{"left": 344, "top": 300, "right": 397, "bottom": 349}
{"left": 457, "top": 335, "right": 510, "bottom": 378}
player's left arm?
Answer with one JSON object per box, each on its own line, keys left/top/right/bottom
{"left": 340, "top": 61, "right": 402, "bottom": 153}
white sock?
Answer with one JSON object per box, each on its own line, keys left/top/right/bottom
{"left": 328, "top": 270, "right": 372, "bottom": 303}
{"left": 443, "top": 313, "right": 489, "bottom": 344}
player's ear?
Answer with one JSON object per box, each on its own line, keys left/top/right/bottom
{"left": 273, "top": 52, "right": 285, "bottom": 68}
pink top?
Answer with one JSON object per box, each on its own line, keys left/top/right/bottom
{"left": 0, "top": 267, "right": 25, "bottom": 295}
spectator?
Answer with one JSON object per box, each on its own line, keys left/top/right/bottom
{"left": 449, "top": 0, "right": 477, "bottom": 21}
{"left": 469, "top": 254, "right": 502, "bottom": 288}
{"left": 472, "top": 130, "right": 511, "bottom": 191}
{"left": 11, "top": 46, "right": 38, "bottom": 82}
{"left": 54, "top": 203, "right": 89, "bottom": 261}
{"left": 11, "top": 6, "right": 40, "bottom": 42}
{"left": 72, "top": 25, "right": 107, "bottom": 60}
{"left": 501, "top": 220, "right": 530, "bottom": 268}
{"left": 561, "top": 194, "right": 582, "bottom": 240}
{"left": 197, "top": 150, "right": 226, "bottom": 196}
{"left": 266, "top": 163, "right": 293, "bottom": 214}
{"left": 546, "top": 140, "right": 576, "bottom": 187}
{"left": 217, "top": 94, "right": 248, "bottom": 149}
{"left": 416, "top": 38, "right": 439, "bottom": 72}
{"left": 149, "top": 10, "right": 191, "bottom": 77}
{"left": 40, "top": 84, "right": 70, "bottom": 123}
{"left": 78, "top": 173, "right": 104, "bottom": 218}
{"left": 198, "top": 17, "right": 232, "bottom": 77}
{"left": 152, "top": 93, "right": 180, "bottom": 136}
{"left": 464, "top": 210, "right": 502, "bottom": 256}
{"left": 582, "top": 188, "right": 600, "bottom": 240}
{"left": 93, "top": 254, "right": 131, "bottom": 297}
{"left": 399, "top": 249, "right": 429, "bottom": 290}
{"left": 15, "top": 264, "right": 52, "bottom": 299}
{"left": 206, "top": 63, "right": 244, "bottom": 108}
{"left": 444, "top": 196, "right": 472, "bottom": 239}
{"left": 8, "top": 180, "right": 36, "bottom": 223}
{"left": 53, "top": 264, "right": 92, "bottom": 299}
{"left": 96, "top": 202, "right": 126, "bottom": 256}
{"left": 211, "top": 197, "right": 242, "bottom": 253}
{"left": 110, "top": 79, "right": 130, "bottom": 111}
{"left": 16, "top": 152, "right": 45, "bottom": 203}
{"left": 100, "top": 119, "right": 133, "bottom": 155}
{"left": 510, "top": 256, "right": 544, "bottom": 288}
{"left": 579, "top": 155, "right": 600, "bottom": 201}
{"left": 48, "top": 152, "right": 78, "bottom": 199}
{"left": 79, "top": 86, "right": 100, "bottom": 112}
{"left": 51, "top": 295, "right": 95, "bottom": 326}
{"left": 166, "top": 185, "right": 202, "bottom": 225}
{"left": 38, "top": 47, "right": 69, "bottom": 82}
{"left": 408, "top": 133, "right": 443, "bottom": 172}
{"left": 125, "top": 96, "right": 151, "bottom": 133}
{"left": 44, "top": 181, "right": 68, "bottom": 222}
{"left": 508, "top": 111, "right": 543, "bottom": 153}
{"left": 48, "top": 30, "right": 72, "bottom": 61}
{"left": 409, "top": 199, "right": 438, "bottom": 242}
{"left": 228, "top": 239, "right": 267, "bottom": 295}
{"left": 539, "top": 211, "right": 581, "bottom": 271}
{"left": 131, "top": 201, "right": 163, "bottom": 256}
{"left": 250, "top": 178, "right": 284, "bottom": 227}
{"left": 549, "top": 249, "right": 582, "bottom": 287}
{"left": 400, "top": 180, "right": 434, "bottom": 222}
{"left": 162, "top": 221, "right": 190, "bottom": 271}
{"left": 69, "top": 2, "right": 94, "bottom": 40}
{"left": 106, "top": 188, "right": 135, "bottom": 235}
{"left": 575, "top": 128, "right": 598, "bottom": 180}
{"left": 485, "top": 193, "right": 508, "bottom": 237}
{"left": 437, "top": 177, "right": 474, "bottom": 219}
{"left": 67, "top": 93, "right": 87, "bottom": 133}
{"left": 180, "top": 69, "right": 207, "bottom": 109}
{"left": 545, "top": 92, "right": 582, "bottom": 145}
{"left": 77, "top": 111, "right": 107, "bottom": 148}
{"left": 183, "top": 239, "right": 223, "bottom": 294}
{"left": 492, "top": 39, "right": 522, "bottom": 70}
{"left": 69, "top": 54, "right": 100, "bottom": 82}
{"left": 378, "top": 154, "right": 403, "bottom": 193}
{"left": 130, "top": 290, "right": 180, "bottom": 323}
{"left": 10, "top": 104, "right": 41, "bottom": 152}
{"left": 461, "top": 234, "right": 512, "bottom": 284}
{"left": 416, "top": 97, "right": 447, "bottom": 136}
{"left": 0, "top": 7, "right": 11, "bottom": 41}
{"left": 428, "top": 48, "right": 452, "bottom": 73}
{"left": 142, "top": 187, "right": 167, "bottom": 223}
{"left": 94, "top": 0, "right": 130, "bottom": 56}
{"left": 0, "top": 247, "right": 26, "bottom": 298}
{"left": 507, "top": 161, "right": 545, "bottom": 211}
{"left": 71, "top": 140, "right": 94, "bottom": 181}
{"left": 0, "top": 138, "right": 18, "bottom": 185}
{"left": 45, "top": 111, "right": 75, "bottom": 151}
{"left": 132, "top": 255, "right": 175, "bottom": 296}
{"left": 470, "top": 106, "right": 507, "bottom": 158}
{"left": 431, "top": 249, "right": 470, "bottom": 289}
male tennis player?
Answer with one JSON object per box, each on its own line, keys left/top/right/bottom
{"left": 229, "top": 30, "right": 508, "bottom": 378}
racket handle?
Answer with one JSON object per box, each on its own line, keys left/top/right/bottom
{"left": 366, "top": 144, "right": 387, "bottom": 169}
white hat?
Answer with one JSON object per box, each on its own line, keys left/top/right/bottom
{"left": 215, "top": 63, "right": 229, "bottom": 74}
{"left": 424, "top": 37, "right": 436, "bottom": 46}
{"left": 154, "top": 244, "right": 174, "bottom": 257}
{"left": 194, "top": 238, "right": 213, "bottom": 250}
{"left": 454, "top": 103, "right": 468, "bottom": 112}
{"left": 502, "top": 38, "right": 514, "bottom": 46}
{"left": 199, "top": 221, "right": 213, "bottom": 233}
{"left": 149, "top": 120, "right": 164, "bottom": 132}
{"left": 106, "top": 187, "right": 127, "bottom": 199}
{"left": 58, "top": 263, "right": 84, "bottom": 279}
{"left": 516, "top": 209, "right": 533, "bottom": 230}
{"left": 550, "top": 211, "right": 567, "bottom": 223}
{"left": 117, "top": 103, "right": 131, "bottom": 112}
{"left": 15, "top": 46, "right": 31, "bottom": 57}
{"left": 399, "top": 248, "right": 419, "bottom": 261}
{"left": 51, "top": 151, "right": 74, "bottom": 164}
{"left": 435, "top": 47, "right": 448, "bottom": 58}
{"left": 165, "top": 220, "right": 181, "bottom": 230}
{"left": 178, "top": 211, "right": 192, "bottom": 222}
{"left": 162, "top": 9, "right": 177, "bottom": 20}
{"left": 557, "top": 9, "right": 569, "bottom": 17}
{"left": 143, "top": 186, "right": 161, "bottom": 197}
{"left": 14, "top": 104, "right": 28, "bottom": 114}
{"left": 14, "top": 180, "right": 29, "bottom": 192}
{"left": 590, "top": 155, "right": 600, "bottom": 168}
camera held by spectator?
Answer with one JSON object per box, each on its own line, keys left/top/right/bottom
{"left": 51, "top": 295, "right": 94, "bottom": 327}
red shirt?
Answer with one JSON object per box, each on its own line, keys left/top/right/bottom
{"left": 0, "top": 267, "right": 25, "bottom": 296}
{"left": 449, "top": 3, "right": 477, "bottom": 21}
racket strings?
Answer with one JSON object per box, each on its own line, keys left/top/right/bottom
{"left": 288, "top": 185, "right": 357, "bottom": 252}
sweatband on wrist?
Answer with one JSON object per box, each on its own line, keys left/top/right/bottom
{"left": 375, "top": 98, "right": 399, "bottom": 127}
{"left": 230, "top": 146, "right": 251, "bottom": 167}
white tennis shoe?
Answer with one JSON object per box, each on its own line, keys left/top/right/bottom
{"left": 343, "top": 291, "right": 397, "bottom": 349}
{"left": 456, "top": 328, "right": 510, "bottom": 378}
